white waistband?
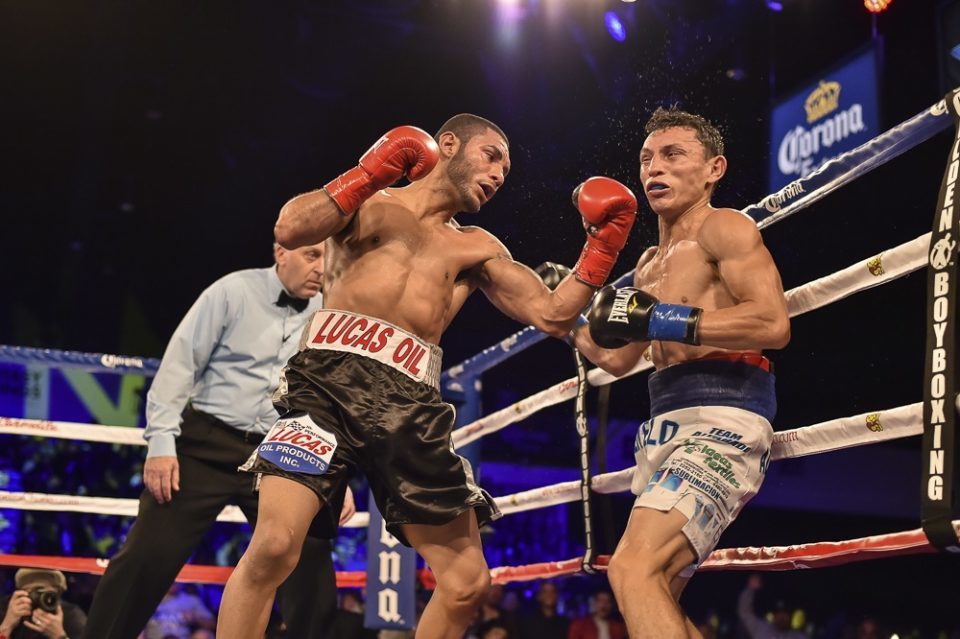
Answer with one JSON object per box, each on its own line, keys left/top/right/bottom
{"left": 302, "top": 310, "right": 442, "bottom": 389}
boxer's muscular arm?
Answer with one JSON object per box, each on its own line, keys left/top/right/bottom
{"left": 475, "top": 235, "right": 596, "bottom": 338}
{"left": 275, "top": 126, "right": 439, "bottom": 248}
{"left": 275, "top": 190, "right": 353, "bottom": 249}
{"left": 474, "top": 176, "right": 638, "bottom": 337}
{"left": 696, "top": 209, "right": 790, "bottom": 349}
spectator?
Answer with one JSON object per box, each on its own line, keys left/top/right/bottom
{"left": 142, "top": 584, "right": 214, "bottom": 639}
{"left": 519, "top": 581, "right": 569, "bottom": 638}
{"left": 477, "top": 620, "right": 509, "bottom": 639}
{"left": 468, "top": 584, "right": 520, "bottom": 639}
{"left": 0, "top": 568, "right": 86, "bottom": 639}
{"left": 737, "top": 574, "right": 808, "bottom": 639}
{"left": 568, "top": 590, "right": 626, "bottom": 639}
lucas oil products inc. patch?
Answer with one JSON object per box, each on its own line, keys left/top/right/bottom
{"left": 256, "top": 413, "right": 337, "bottom": 475}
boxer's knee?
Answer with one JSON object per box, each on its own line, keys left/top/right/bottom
{"left": 243, "top": 520, "right": 304, "bottom": 587}
{"left": 436, "top": 560, "right": 490, "bottom": 613}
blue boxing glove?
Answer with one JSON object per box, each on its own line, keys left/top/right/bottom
{"left": 587, "top": 286, "right": 702, "bottom": 349}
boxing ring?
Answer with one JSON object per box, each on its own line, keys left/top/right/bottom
{"left": 1, "top": 90, "right": 959, "bottom": 595}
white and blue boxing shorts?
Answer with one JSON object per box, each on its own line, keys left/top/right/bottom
{"left": 631, "top": 353, "right": 776, "bottom": 576}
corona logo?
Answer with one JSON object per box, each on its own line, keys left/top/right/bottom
{"left": 761, "top": 182, "right": 805, "bottom": 213}
{"left": 866, "top": 256, "right": 885, "bottom": 276}
{"left": 777, "top": 104, "right": 865, "bottom": 177}
{"left": 804, "top": 80, "right": 841, "bottom": 123}
{"left": 865, "top": 413, "right": 882, "bottom": 433}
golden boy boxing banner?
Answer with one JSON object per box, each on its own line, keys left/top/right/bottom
{"left": 923, "top": 87, "right": 960, "bottom": 551}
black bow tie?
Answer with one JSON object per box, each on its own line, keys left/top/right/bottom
{"left": 276, "top": 291, "right": 309, "bottom": 313}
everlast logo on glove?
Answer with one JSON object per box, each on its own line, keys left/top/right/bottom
{"left": 608, "top": 288, "right": 637, "bottom": 324}
{"left": 307, "top": 310, "right": 437, "bottom": 387}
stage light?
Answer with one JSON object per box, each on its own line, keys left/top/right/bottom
{"left": 494, "top": 0, "right": 525, "bottom": 50}
{"left": 604, "top": 11, "right": 626, "bottom": 42}
{"left": 952, "top": 43, "right": 960, "bottom": 61}
{"left": 864, "top": 0, "right": 892, "bottom": 13}
{"left": 766, "top": 1, "right": 783, "bottom": 11}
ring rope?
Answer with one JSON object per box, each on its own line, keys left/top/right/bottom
{"left": 493, "top": 400, "right": 929, "bottom": 516}
{"left": 0, "top": 416, "right": 147, "bottom": 445}
{"left": 0, "top": 490, "right": 369, "bottom": 528}
{"left": 2, "top": 519, "right": 954, "bottom": 587}
{"left": 1, "top": 398, "right": 930, "bottom": 521}
{"left": 0, "top": 346, "right": 159, "bottom": 375}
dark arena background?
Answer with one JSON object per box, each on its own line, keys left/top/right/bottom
{"left": 2, "top": 1, "right": 960, "bottom": 638}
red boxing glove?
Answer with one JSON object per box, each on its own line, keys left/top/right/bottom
{"left": 572, "top": 176, "right": 638, "bottom": 287}
{"left": 324, "top": 125, "right": 440, "bottom": 216}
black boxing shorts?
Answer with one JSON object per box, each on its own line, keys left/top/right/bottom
{"left": 242, "top": 309, "right": 500, "bottom": 546}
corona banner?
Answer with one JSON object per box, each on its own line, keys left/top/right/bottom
{"left": 769, "top": 47, "right": 880, "bottom": 192}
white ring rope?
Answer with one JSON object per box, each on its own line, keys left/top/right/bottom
{"left": 492, "top": 401, "right": 930, "bottom": 516}
{"left": 0, "top": 399, "right": 930, "bottom": 521}
{"left": 0, "top": 490, "right": 370, "bottom": 528}
{"left": 0, "top": 416, "right": 146, "bottom": 445}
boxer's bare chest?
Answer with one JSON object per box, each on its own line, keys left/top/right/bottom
{"left": 636, "top": 240, "right": 720, "bottom": 307}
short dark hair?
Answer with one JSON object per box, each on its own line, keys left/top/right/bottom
{"left": 645, "top": 106, "right": 724, "bottom": 158}
{"left": 435, "top": 113, "right": 508, "bottom": 147}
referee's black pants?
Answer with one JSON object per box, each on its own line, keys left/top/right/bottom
{"left": 82, "top": 408, "right": 338, "bottom": 639}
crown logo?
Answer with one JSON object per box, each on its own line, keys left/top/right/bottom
{"left": 804, "top": 80, "right": 841, "bottom": 123}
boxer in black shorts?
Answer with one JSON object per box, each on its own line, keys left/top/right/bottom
{"left": 218, "top": 114, "right": 638, "bottom": 639}
{"left": 244, "top": 311, "right": 496, "bottom": 545}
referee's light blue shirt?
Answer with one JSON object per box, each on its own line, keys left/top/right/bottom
{"left": 144, "top": 267, "right": 322, "bottom": 458}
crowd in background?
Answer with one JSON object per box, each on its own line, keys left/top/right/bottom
{"left": 2, "top": 566, "right": 956, "bottom": 639}
{"left": 2, "top": 436, "right": 960, "bottom": 639}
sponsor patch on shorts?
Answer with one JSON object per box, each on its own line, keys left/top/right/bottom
{"left": 304, "top": 310, "right": 440, "bottom": 388}
{"left": 256, "top": 413, "right": 337, "bottom": 475}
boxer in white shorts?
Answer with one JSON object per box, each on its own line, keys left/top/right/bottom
{"left": 631, "top": 352, "right": 775, "bottom": 577}
{"left": 575, "top": 106, "right": 790, "bottom": 638}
